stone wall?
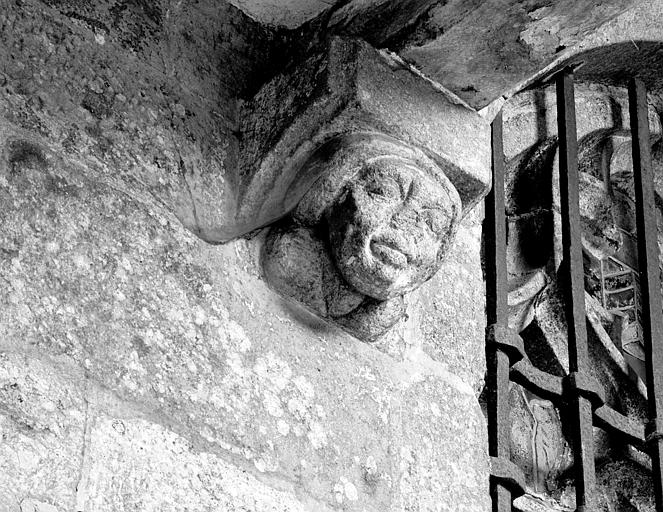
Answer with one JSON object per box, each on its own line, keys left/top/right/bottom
{"left": 0, "top": 118, "right": 489, "bottom": 511}
{"left": 0, "top": 1, "right": 490, "bottom": 511}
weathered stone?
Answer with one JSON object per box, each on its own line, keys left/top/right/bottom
{"left": 521, "top": 0, "right": 663, "bottom": 97}
{"left": 237, "top": 37, "right": 491, "bottom": 343}
{"left": 261, "top": 133, "right": 465, "bottom": 341}
{"left": 414, "top": 206, "right": 487, "bottom": 389}
{"left": 323, "top": 146, "right": 461, "bottom": 300}
{"left": 329, "top": 0, "right": 439, "bottom": 46}
{"left": 508, "top": 385, "right": 572, "bottom": 494}
{"left": 0, "top": 115, "right": 489, "bottom": 510}
{"left": 500, "top": 82, "right": 659, "bottom": 509}
{"left": 19, "top": 499, "right": 60, "bottom": 512}
{"left": 235, "top": 37, "right": 491, "bottom": 241}
{"left": 390, "top": 0, "right": 637, "bottom": 108}
{"left": 12, "top": 0, "right": 663, "bottom": 509}
{"left": 0, "top": 0, "right": 318, "bottom": 245}
{"left": 0, "top": 353, "right": 85, "bottom": 512}
{"left": 229, "top": 0, "right": 339, "bottom": 28}
{"left": 0, "top": 352, "right": 336, "bottom": 512}
{"left": 227, "top": 0, "right": 663, "bottom": 113}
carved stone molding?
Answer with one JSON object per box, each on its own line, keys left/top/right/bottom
{"left": 205, "top": 36, "right": 491, "bottom": 243}
{"left": 223, "top": 37, "right": 492, "bottom": 341}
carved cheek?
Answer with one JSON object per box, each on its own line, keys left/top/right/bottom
{"left": 408, "top": 232, "right": 439, "bottom": 271}
{"left": 349, "top": 191, "right": 391, "bottom": 236}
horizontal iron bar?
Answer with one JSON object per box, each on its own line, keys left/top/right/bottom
{"left": 510, "top": 359, "right": 564, "bottom": 404}
{"left": 594, "top": 405, "right": 646, "bottom": 449}
{"left": 604, "top": 270, "right": 634, "bottom": 278}
{"left": 511, "top": 360, "right": 648, "bottom": 450}
{"left": 604, "top": 286, "right": 635, "bottom": 294}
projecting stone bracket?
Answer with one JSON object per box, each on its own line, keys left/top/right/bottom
{"left": 204, "top": 36, "right": 491, "bottom": 242}
{"left": 215, "top": 37, "right": 492, "bottom": 342}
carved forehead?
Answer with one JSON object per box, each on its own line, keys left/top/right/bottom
{"left": 353, "top": 157, "right": 460, "bottom": 211}
{"left": 292, "top": 134, "right": 460, "bottom": 225}
{"left": 358, "top": 155, "right": 455, "bottom": 186}
{"left": 357, "top": 156, "right": 445, "bottom": 183}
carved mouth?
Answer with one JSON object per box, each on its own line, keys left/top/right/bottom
{"left": 370, "top": 240, "right": 408, "bottom": 268}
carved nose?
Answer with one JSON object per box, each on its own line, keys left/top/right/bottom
{"left": 391, "top": 207, "right": 418, "bottom": 226}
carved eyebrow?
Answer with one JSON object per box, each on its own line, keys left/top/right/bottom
{"left": 395, "top": 174, "right": 413, "bottom": 198}
{"left": 420, "top": 198, "right": 454, "bottom": 213}
{"left": 406, "top": 178, "right": 415, "bottom": 199}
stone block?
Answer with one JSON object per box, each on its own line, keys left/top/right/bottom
{"left": 228, "top": 37, "right": 491, "bottom": 241}
{"left": 0, "top": 126, "right": 489, "bottom": 510}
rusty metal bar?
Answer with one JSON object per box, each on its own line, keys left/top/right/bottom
{"left": 510, "top": 359, "right": 564, "bottom": 404}
{"left": 593, "top": 405, "right": 646, "bottom": 450}
{"left": 629, "top": 77, "right": 663, "bottom": 511}
{"left": 556, "top": 69, "right": 597, "bottom": 511}
{"left": 485, "top": 110, "right": 513, "bottom": 511}
{"left": 486, "top": 111, "right": 508, "bottom": 336}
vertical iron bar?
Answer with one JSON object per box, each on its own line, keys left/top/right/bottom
{"left": 556, "top": 69, "right": 597, "bottom": 511}
{"left": 629, "top": 77, "right": 663, "bottom": 512}
{"left": 485, "top": 110, "right": 512, "bottom": 511}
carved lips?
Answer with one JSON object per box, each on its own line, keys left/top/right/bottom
{"left": 369, "top": 238, "right": 409, "bottom": 268}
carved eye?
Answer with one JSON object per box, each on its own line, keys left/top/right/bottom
{"left": 364, "top": 178, "right": 400, "bottom": 200}
{"left": 423, "top": 209, "right": 448, "bottom": 235}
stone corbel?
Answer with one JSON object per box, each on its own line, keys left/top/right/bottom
{"left": 216, "top": 37, "right": 492, "bottom": 341}
{"left": 207, "top": 37, "right": 492, "bottom": 241}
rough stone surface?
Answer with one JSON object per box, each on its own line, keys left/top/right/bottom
{"left": 0, "top": 3, "right": 494, "bottom": 510}
{"left": 525, "top": 0, "right": 663, "bottom": 94}
{"left": 0, "top": 109, "right": 489, "bottom": 510}
{"left": 261, "top": 133, "right": 466, "bottom": 342}
{"left": 229, "top": 0, "right": 339, "bottom": 28}
{"left": 389, "top": 0, "right": 636, "bottom": 108}
{"left": 329, "top": 0, "right": 440, "bottom": 46}
{"left": 0, "top": 0, "right": 327, "bottom": 245}
{"left": 187, "top": 0, "right": 663, "bottom": 112}
{"left": 9, "top": 0, "right": 663, "bottom": 510}
{"left": 414, "top": 206, "right": 487, "bottom": 390}
{"left": 235, "top": 38, "right": 491, "bottom": 242}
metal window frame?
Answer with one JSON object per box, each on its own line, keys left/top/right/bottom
{"left": 485, "top": 71, "right": 663, "bottom": 511}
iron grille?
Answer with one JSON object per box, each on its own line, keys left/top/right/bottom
{"left": 485, "top": 71, "right": 663, "bottom": 511}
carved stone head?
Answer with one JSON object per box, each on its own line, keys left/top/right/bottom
{"left": 262, "top": 132, "right": 477, "bottom": 341}
{"left": 293, "top": 134, "right": 462, "bottom": 300}
{"left": 326, "top": 155, "right": 461, "bottom": 299}
{"left": 233, "top": 39, "right": 490, "bottom": 342}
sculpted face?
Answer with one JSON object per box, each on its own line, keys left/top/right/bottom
{"left": 326, "top": 157, "right": 462, "bottom": 300}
